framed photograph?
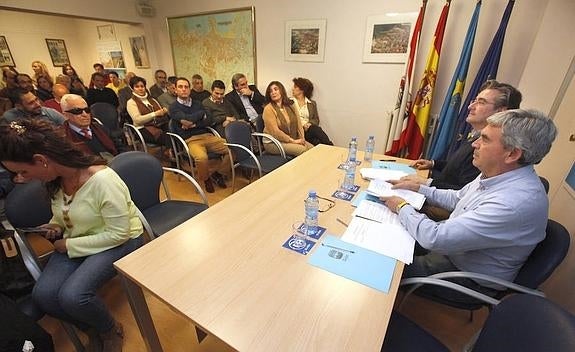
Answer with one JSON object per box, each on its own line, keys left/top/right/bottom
{"left": 45, "top": 39, "right": 70, "bottom": 67}
{"left": 362, "top": 13, "right": 417, "bottom": 63}
{"left": 129, "top": 36, "right": 150, "bottom": 68}
{"left": 285, "top": 19, "right": 327, "bottom": 62}
{"left": 97, "top": 24, "right": 116, "bottom": 41}
{"left": 0, "top": 36, "right": 15, "bottom": 66}
{"left": 167, "top": 7, "right": 256, "bottom": 89}
{"left": 96, "top": 41, "right": 125, "bottom": 69}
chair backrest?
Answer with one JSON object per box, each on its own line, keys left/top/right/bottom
{"left": 109, "top": 151, "right": 163, "bottom": 211}
{"left": 514, "top": 219, "right": 570, "bottom": 289}
{"left": 473, "top": 295, "right": 575, "bottom": 352}
{"left": 225, "top": 121, "right": 254, "bottom": 162}
{"left": 253, "top": 115, "right": 264, "bottom": 133}
{"left": 5, "top": 180, "right": 52, "bottom": 228}
{"left": 90, "top": 102, "right": 119, "bottom": 131}
{"left": 539, "top": 176, "right": 550, "bottom": 194}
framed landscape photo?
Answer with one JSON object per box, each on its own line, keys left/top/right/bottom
{"left": 285, "top": 19, "right": 327, "bottom": 62}
{"left": 45, "top": 39, "right": 70, "bottom": 67}
{"left": 362, "top": 13, "right": 417, "bottom": 63}
{"left": 167, "top": 7, "right": 257, "bottom": 90}
{"left": 0, "top": 36, "right": 15, "bottom": 67}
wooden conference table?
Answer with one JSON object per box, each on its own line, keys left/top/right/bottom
{"left": 115, "top": 144, "right": 424, "bottom": 352}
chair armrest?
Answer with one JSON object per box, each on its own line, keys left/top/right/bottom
{"left": 166, "top": 132, "right": 194, "bottom": 173}
{"left": 206, "top": 126, "right": 222, "bottom": 138}
{"left": 162, "top": 167, "right": 209, "bottom": 206}
{"left": 425, "top": 271, "right": 546, "bottom": 297}
{"left": 252, "top": 132, "right": 287, "bottom": 159}
{"left": 124, "top": 123, "right": 148, "bottom": 152}
{"left": 400, "top": 277, "right": 501, "bottom": 306}
{"left": 225, "top": 143, "right": 263, "bottom": 177}
{"left": 92, "top": 117, "right": 104, "bottom": 126}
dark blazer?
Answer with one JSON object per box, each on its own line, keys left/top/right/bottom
{"left": 431, "top": 137, "right": 480, "bottom": 190}
{"left": 224, "top": 85, "right": 265, "bottom": 121}
{"left": 62, "top": 121, "right": 118, "bottom": 156}
{"left": 149, "top": 84, "right": 165, "bottom": 99}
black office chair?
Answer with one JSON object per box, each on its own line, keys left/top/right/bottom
{"left": 90, "top": 102, "right": 126, "bottom": 150}
{"left": 109, "top": 151, "right": 209, "bottom": 239}
{"left": 399, "top": 219, "right": 571, "bottom": 314}
{"left": 539, "top": 176, "right": 550, "bottom": 194}
{"left": 224, "top": 121, "right": 289, "bottom": 192}
{"left": 382, "top": 295, "right": 575, "bottom": 352}
{"left": 4, "top": 180, "right": 85, "bottom": 351}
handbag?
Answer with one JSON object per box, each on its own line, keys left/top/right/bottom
{"left": 0, "top": 229, "right": 36, "bottom": 300}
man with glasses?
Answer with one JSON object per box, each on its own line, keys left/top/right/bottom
{"left": 60, "top": 94, "right": 119, "bottom": 160}
{"left": 149, "top": 69, "right": 168, "bottom": 99}
{"left": 405, "top": 81, "right": 522, "bottom": 191}
{"left": 1, "top": 88, "right": 65, "bottom": 125}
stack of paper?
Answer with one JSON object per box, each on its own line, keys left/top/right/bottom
{"left": 360, "top": 168, "right": 407, "bottom": 181}
{"left": 366, "top": 179, "right": 426, "bottom": 210}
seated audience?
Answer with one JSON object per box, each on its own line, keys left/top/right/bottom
{"left": 149, "top": 69, "right": 167, "bottom": 99}
{"left": 43, "top": 83, "right": 69, "bottom": 113}
{"left": 169, "top": 77, "right": 230, "bottom": 193}
{"left": 157, "top": 76, "right": 178, "bottom": 109}
{"left": 190, "top": 74, "right": 210, "bottom": 102}
{"left": 31, "top": 60, "right": 53, "bottom": 86}
{"left": 89, "top": 63, "right": 110, "bottom": 88}
{"left": 202, "top": 80, "right": 239, "bottom": 136}
{"left": 0, "top": 119, "right": 144, "bottom": 352}
{"left": 382, "top": 109, "right": 557, "bottom": 302}
{"left": 262, "top": 81, "right": 312, "bottom": 157}
{"left": 62, "top": 64, "right": 80, "bottom": 80}
{"left": 126, "top": 76, "right": 171, "bottom": 150}
{"left": 70, "top": 76, "right": 88, "bottom": 98}
{"left": 106, "top": 71, "right": 125, "bottom": 96}
{"left": 118, "top": 72, "right": 135, "bottom": 124}
{"left": 290, "top": 77, "right": 333, "bottom": 146}
{"left": 36, "top": 74, "right": 54, "bottom": 102}
{"left": 0, "top": 67, "right": 19, "bottom": 99}
{"left": 55, "top": 74, "right": 72, "bottom": 92}
{"left": 225, "top": 73, "right": 265, "bottom": 124}
{"left": 405, "top": 81, "right": 522, "bottom": 190}
{"left": 2, "top": 88, "right": 65, "bottom": 125}
{"left": 60, "top": 94, "right": 119, "bottom": 160}
{"left": 16, "top": 74, "right": 36, "bottom": 95}
{"left": 86, "top": 72, "right": 119, "bottom": 108}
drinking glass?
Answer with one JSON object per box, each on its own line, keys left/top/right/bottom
{"left": 290, "top": 221, "right": 308, "bottom": 250}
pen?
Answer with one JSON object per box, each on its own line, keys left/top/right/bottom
{"left": 355, "top": 215, "right": 382, "bottom": 223}
{"left": 379, "top": 159, "right": 397, "bottom": 162}
{"left": 322, "top": 243, "right": 355, "bottom": 254}
{"left": 336, "top": 218, "right": 349, "bottom": 227}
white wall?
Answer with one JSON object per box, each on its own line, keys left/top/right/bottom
{"left": 3, "top": 0, "right": 551, "bottom": 152}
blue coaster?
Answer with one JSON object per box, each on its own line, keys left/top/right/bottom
{"left": 297, "top": 223, "right": 327, "bottom": 240}
{"left": 344, "top": 184, "right": 360, "bottom": 193}
{"left": 332, "top": 190, "right": 354, "bottom": 201}
{"left": 282, "top": 236, "right": 316, "bottom": 255}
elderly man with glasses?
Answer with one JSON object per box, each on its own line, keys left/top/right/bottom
{"left": 60, "top": 94, "right": 119, "bottom": 161}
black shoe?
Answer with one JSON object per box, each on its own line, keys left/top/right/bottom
{"left": 204, "top": 179, "right": 215, "bottom": 193}
{"left": 211, "top": 172, "right": 227, "bottom": 189}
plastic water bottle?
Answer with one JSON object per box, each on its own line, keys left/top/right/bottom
{"left": 347, "top": 137, "right": 358, "bottom": 163}
{"left": 364, "top": 135, "right": 375, "bottom": 162}
{"left": 305, "top": 190, "right": 319, "bottom": 235}
{"left": 343, "top": 157, "right": 356, "bottom": 190}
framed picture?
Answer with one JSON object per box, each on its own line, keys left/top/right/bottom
{"left": 45, "top": 39, "right": 70, "bottom": 67}
{"left": 167, "top": 7, "right": 256, "bottom": 89}
{"left": 97, "top": 24, "right": 116, "bottom": 41}
{"left": 0, "top": 36, "right": 15, "bottom": 66}
{"left": 96, "top": 41, "right": 125, "bottom": 69}
{"left": 129, "top": 36, "right": 150, "bottom": 68}
{"left": 285, "top": 19, "right": 327, "bottom": 62}
{"left": 362, "top": 13, "right": 417, "bottom": 63}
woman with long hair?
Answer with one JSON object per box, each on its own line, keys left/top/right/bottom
{"left": 36, "top": 74, "right": 54, "bottom": 102}
{"left": 31, "top": 60, "right": 53, "bottom": 86}
{"left": 291, "top": 77, "right": 333, "bottom": 146}
{"left": 0, "top": 119, "right": 144, "bottom": 351}
{"left": 262, "top": 81, "right": 312, "bottom": 156}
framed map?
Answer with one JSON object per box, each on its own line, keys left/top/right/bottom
{"left": 167, "top": 7, "right": 256, "bottom": 91}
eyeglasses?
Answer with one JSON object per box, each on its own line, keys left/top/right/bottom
{"left": 65, "top": 107, "right": 91, "bottom": 115}
{"left": 470, "top": 98, "right": 495, "bottom": 106}
{"left": 317, "top": 195, "right": 336, "bottom": 213}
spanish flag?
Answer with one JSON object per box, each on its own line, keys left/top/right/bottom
{"left": 399, "top": 1, "right": 451, "bottom": 159}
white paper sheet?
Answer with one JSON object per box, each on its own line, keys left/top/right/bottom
{"left": 366, "top": 179, "right": 426, "bottom": 210}
{"left": 360, "top": 168, "right": 407, "bottom": 181}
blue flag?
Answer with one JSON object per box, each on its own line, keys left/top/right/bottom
{"left": 429, "top": 1, "right": 481, "bottom": 160}
{"left": 447, "top": 0, "right": 515, "bottom": 156}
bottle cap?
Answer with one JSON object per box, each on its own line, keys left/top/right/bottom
{"left": 369, "top": 135, "right": 374, "bottom": 139}
{"left": 351, "top": 137, "right": 357, "bottom": 141}
{"left": 309, "top": 190, "right": 317, "bottom": 197}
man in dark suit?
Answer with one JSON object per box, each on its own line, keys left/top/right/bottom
{"left": 149, "top": 69, "right": 167, "bottom": 99}
{"left": 86, "top": 72, "right": 119, "bottom": 108}
{"left": 224, "top": 73, "right": 265, "bottom": 125}
{"left": 60, "top": 94, "right": 119, "bottom": 161}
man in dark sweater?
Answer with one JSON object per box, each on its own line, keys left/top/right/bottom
{"left": 402, "top": 81, "right": 522, "bottom": 220}
{"left": 169, "top": 77, "right": 230, "bottom": 193}
{"left": 86, "top": 72, "right": 119, "bottom": 108}
{"left": 190, "top": 74, "right": 211, "bottom": 102}
{"left": 202, "top": 80, "right": 240, "bottom": 136}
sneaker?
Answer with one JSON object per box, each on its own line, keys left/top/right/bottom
{"left": 211, "top": 172, "right": 227, "bottom": 189}
{"left": 100, "top": 322, "right": 124, "bottom": 352}
{"left": 204, "top": 179, "right": 215, "bottom": 193}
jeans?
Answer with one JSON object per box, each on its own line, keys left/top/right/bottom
{"left": 402, "top": 252, "right": 500, "bottom": 305}
{"left": 32, "top": 236, "right": 144, "bottom": 332}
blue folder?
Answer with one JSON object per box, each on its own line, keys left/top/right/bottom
{"left": 371, "top": 160, "right": 416, "bottom": 174}
{"left": 308, "top": 235, "right": 397, "bottom": 293}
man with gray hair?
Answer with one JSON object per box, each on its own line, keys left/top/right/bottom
{"left": 382, "top": 109, "right": 557, "bottom": 301}
{"left": 224, "top": 73, "right": 265, "bottom": 124}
